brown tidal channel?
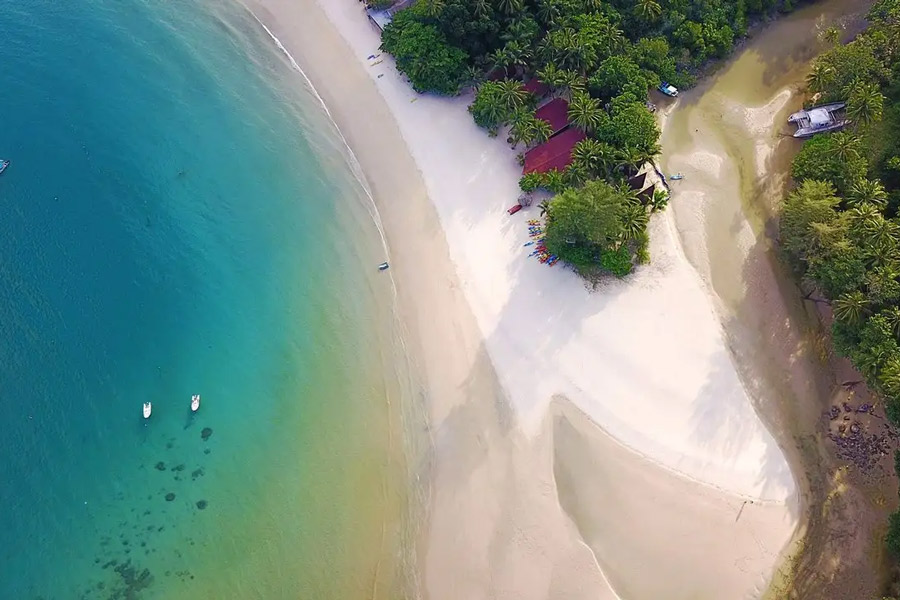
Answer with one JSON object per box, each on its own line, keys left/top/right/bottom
{"left": 659, "top": 0, "right": 895, "bottom": 597}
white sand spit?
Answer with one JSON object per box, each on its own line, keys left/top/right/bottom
{"left": 248, "top": 0, "right": 801, "bottom": 597}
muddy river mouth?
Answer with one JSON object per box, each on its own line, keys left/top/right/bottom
{"left": 659, "top": 0, "right": 893, "bottom": 597}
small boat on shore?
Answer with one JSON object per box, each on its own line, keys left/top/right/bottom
{"left": 0, "top": 160, "right": 9, "bottom": 175}
{"left": 378, "top": 262, "right": 389, "bottom": 271}
{"left": 658, "top": 82, "right": 678, "bottom": 97}
{"left": 143, "top": 402, "right": 152, "bottom": 419}
{"left": 191, "top": 394, "right": 200, "bottom": 412}
{"left": 788, "top": 102, "right": 848, "bottom": 138}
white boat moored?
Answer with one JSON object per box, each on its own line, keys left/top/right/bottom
{"left": 143, "top": 402, "right": 152, "bottom": 419}
{"left": 191, "top": 394, "right": 200, "bottom": 412}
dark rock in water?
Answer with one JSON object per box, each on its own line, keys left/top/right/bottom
{"left": 196, "top": 500, "right": 208, "bottom": 510}
{"left": 165, "top": 493, "right": 176, "bottom": 502}
{"left": 166, "top": 442, "right": 174, "bottom": 449}
{"left": 171, "top": 464, "right": 185, "bottom": 472}
{"left": 203, "top": 448, "right": 211, "bottom": 455}
{"left": 155, "top": 462, "right": 166, "bottom": 471}
{"left": 191, "top": 468, "right": 204, "bottom": 480}
{"left": 102, "top": 559, "right": 117, "bottom": 570}
{"left": 201, "top": 427, "right": 213, "bottom": 441}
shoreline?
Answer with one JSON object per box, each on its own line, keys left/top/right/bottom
{"left": 248, "top": 0, "right": 803, "bottom": 597}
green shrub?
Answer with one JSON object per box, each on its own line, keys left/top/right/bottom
{"left": 600, "top": 246, "right": 633, "bottom": 277}
{"left": 381, "top": 12, "right": 468, "bottom": 95}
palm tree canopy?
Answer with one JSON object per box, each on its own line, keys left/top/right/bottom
{"left": 635, "top": 0, "right": 662, "bottom": 21}
{"left": 833, "top": 290, "right": 868, "bottom": 325}
{"left": 568, "top": 90, "right": 606, "bottom": 133}
{"left": 848, "top": 179, "right": 888, "bottom": 209}
{"left": 847, "top": 81, "right": 885, "bottom": 127}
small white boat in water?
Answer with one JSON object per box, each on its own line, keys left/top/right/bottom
{"left": 143, "top": 402, "right": 152, "bottom": 419}
{"left": 191, "top": 394, "right": 200, "bottom": 412}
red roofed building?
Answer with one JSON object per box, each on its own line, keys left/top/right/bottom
{"left": 523, "top": 78, "right": 550, "bottom": 99}
{"left": 523, "top": 128, "right": 587, "bottom": 174}
{"left": 534, "top": 98, "right": 570, "bottom": 135}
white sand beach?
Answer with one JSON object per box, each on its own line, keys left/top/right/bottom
{"left": 247, "top": 0, "right": 801, "bottom": 597}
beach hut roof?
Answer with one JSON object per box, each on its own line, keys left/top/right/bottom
{"left": 523, "top": 128, "right": 587, "bottom": 174}
{"left": 637, "top": 186, "right": 655, "bottom": 205}
{"left": 523, "top": 79, "right": 550, "bottom": 98}
{"left": 535, "top": 98, "right": 570, "bottom": 134}
{"left": 627, "top": 172, "right": 647, "bottom": 191}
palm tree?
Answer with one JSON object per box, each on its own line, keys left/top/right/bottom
{"left": 867, "top": 215, "right": 900, "bottom": 253}
{"left": 420, "top": 0, "right": 445, "bottom": 18}
{"left": 536, "top": 0, "right": 561, "bottom": 26}
{"left": 472, "top": 0, "right": 489, "bottom": 17}
{"left": 635, "top": 0, "right": 662, "bottom": 21}
{"left": 490, "top": 42, "right": 532, "bottom": 74}
{"left": 879, "top": 359, "right": 900, "bottom": 398}
{"left": 649, "top": 188, "right": 669, "bottom": 213}
{"left": 821, "top": 25, "right": 841, "bottom": 46}
{"left": 572, "top": 139, "right": 615, "bottom": 177}
{"left": 568, "top": 91, "right": 605, "bottom": 133}
{"left": 620, "top": 204, "right": 649, "bottom": 243}
{"left": 502, "top": 19, "right": 537, "bottom": 46}
{"left": 867, "top": 244, "right": 900, "bottom": 270}
{"left": 848, "top": 179, "right": 888, "bottom": 209}
{"left": 847, "top": 202, "right": 883, "bottom": 236}
{"left": 509, "top": 111, "right": 534, "bottom": 147}
{"left": 539, "top": 28, "right": 582, "bottom": 72}
{"left": 497, "top": 0, "right": 524, "bottom": 16}
{"left": 805, "top": 63, "right": 834, "bottom": 94}
{"left": 833, "top": 290, "right": 868, "bottom": 325}
{"left": 539, "top": 199, "right": 551, "bottom": 217}
{"left": 859, "top": 345, "right": 888, "bottom": 379}
{"left": 847, "top": 81, "right": 884, "bottom": 128}
{"left": 565, "top": 165, "right": 589, "bottom": 187}
{"left": 509, "top": 111, "right": 551, "bottom": 148}
{"left": 885, "top": 306, "right": 900, "bottom": 339}
{"left": 496, "top": 79, "right": 530, "bottom": 114}
{"left": 616, "top": 146, "right": 648, "bottom": 176}
{"left": 831, "top": 132, "right": 860, "bottom": 163}
{"left": 531, "top": 117, "right": 553, "bottom": 145}
{"left": 571, "top": 138, "right": 604, "bottom": 176}
{"left": 462, "top": 65, "right": 484, "bottom": 90}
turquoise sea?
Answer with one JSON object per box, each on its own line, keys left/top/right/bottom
{"left": 0, "top": 1, "right": 417, "bottom": 598}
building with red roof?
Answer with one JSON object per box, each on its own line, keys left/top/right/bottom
{"left": 523, "top": 128, "right": 587, "bottom": 174}
{"left": 523, "top": 78, "right": 550, "bottom": 99}
{"left": 534, "top": 98, "right": 569, "bottom": 135}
